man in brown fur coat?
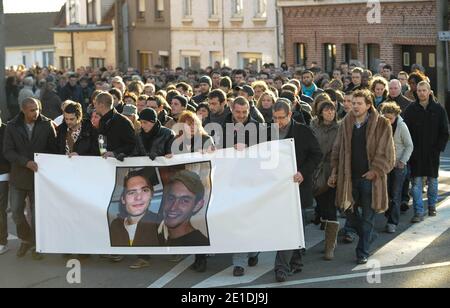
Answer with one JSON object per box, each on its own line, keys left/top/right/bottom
{"left": 329, "top": 89, "right": 395, "bottom": 265}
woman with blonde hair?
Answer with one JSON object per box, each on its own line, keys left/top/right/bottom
{"left": 257, "top": 91, "right": 277, "bottom": 123}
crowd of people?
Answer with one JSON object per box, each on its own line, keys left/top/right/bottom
{"left": 0, "top": 59, "right": 449, "bottom": 283}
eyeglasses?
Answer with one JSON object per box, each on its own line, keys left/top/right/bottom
{"left": 273, "top": 115, "right": 289, "bottom": 121}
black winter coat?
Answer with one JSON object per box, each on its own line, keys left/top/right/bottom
{"left": 56, "top": 120, "right": 100, "bottom": 156}
{"left": 283, "top": 120, "right": 323, "bottom": 209}
{"left": 98, "top": 109, "right": 137, "bottom": 157}
{"left": 0, "top": 125, "right": 11, "bottom": 175}
{"left": 3, "top": 113, "right": 57, "bottom": 190}
{"left": 135, "top": 121, "right": 175, "bottom": 158}
{"left": 404, "top": 97, "right": 449, "bottom": 178}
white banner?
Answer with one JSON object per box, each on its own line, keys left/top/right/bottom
{"left": 35, "top": 140, "right": 304, "bottom": 255}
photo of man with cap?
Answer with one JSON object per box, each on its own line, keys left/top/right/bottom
{"left": 159, "top": 170, "right": 210, "bottom": 247}
{"left": 109, "top": 169, "right": 160, "bottom": 247}
{"left": 192, "top": 76, "right": 212, "bottom": 104}
{"left": 235, "top": 85, "right": 265, "bottom": 123}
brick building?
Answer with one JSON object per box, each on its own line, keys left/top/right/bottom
{"left": 279, "top": 0, "right": 450, "bottom": 91}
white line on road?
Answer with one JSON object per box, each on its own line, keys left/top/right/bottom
{"left": 7, "top": 234, "right": 18, "bottom": 240}
{"left": 245, "top": 261, "right": 450, "bottom": 288}
{"left": 148, "top": 255, "right": 195, "bottom": 288}
{"left": 353, "top": 198, "right": 450, "bottom": 271}
{"left": 191, "top": 220, "right": 345, "bottom": 289}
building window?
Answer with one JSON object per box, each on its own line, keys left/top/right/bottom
{"left": 365, "top": 44, "right": 380, "bottom": 72}
{"left": 43, "top": 52, "right": 54, "bottom": 67}
{"left": 155, "top": 0, "right": 164, "bottom": 19}
{"left": 137, "top": 0, "right": 146, "bottom": 20}
{"left": 344, "top": 44, "right": 358, "bottom": 65}
{"left": 210, "top": 0, "right": 219, "bottom": 17}
{"left": 255, "top": 0, "right": 267, "bottom": 18}
{"left": 68, "top": 0, "right": 78, "bottom": 24}
{"left": 160, "top": 55, "right": 170, "bottom": 69}
{"left": 294, "top": 43, "right": 307, "bottom": 67}
{"left": 139, "top": 52, "right": 153, "bottom": 72}
{"left": 232, "top": 0, "right": 244, "bottom": 17}
{"left": 60, "top": 57, "right": 72, "bottom": 70}
{"left": 182, "top": 55, "right": 201, "bottom": 70}
{"left": 324, "top": 44, "right": 337, "bottom": 74}
{"left": 183, "top": 0, "right": 192, "bottom": 17}
{"left": 87, "top": 0, "right": 96, "bottom": 24}
{"left": 238, "top": 52, "right": 262, "bottom": 71}
{"left": 90, "top": 58, "right": 105, "bottom": 69}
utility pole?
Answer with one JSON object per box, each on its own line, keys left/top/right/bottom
{"left": 115, "top": 0, "right": 125, "bottom": 71}
{"left": 0, "top": 0, "right": 8, "bottom": 121}
{"left": 436, "top": 0, "right": 449, "bottom": 106}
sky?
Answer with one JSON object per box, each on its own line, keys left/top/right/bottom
{"left": 4, "top": 0, "right": 66, "bottom": 13}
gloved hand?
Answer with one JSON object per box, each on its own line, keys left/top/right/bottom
{"left": 148, "top": 153, "right": 158, "bottom": 161}
{"left": 116, "top": 153, "right": 126, "bottom": 162}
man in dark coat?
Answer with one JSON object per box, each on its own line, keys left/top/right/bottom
{"left": 220, "top": 97, "right": 267, "bottom": 150}
{"left": 3, "top": 98, "right": 57, "bottom": 259}
{"left": 94, "top": 92, "right": 136, "bottom": 159}
{"left": 404, "top": 81, "right": 449, "bottom": 222}
{"left": 271, "top": 98, "right": 323, "bottom": 283}
{"left": 60, "top": 74, "right": 83, "bottom": 104}
{"left": 55, "top": 102, "right": 99, "bottom": 156}
{"left": 109, "top": 170, "right": 160, "bottom": 247}
{"left": 192, "top": 76, "right": 212, "bottom": 104}
{"left": 383, "top": 80, "right": 412, "bottom": 116}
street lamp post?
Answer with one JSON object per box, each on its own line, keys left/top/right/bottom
{"left": 436, "top": 0, "right": 449, "bottom": 106}
{"left": 0, "top": 0, "right": 8, "bottom": 121}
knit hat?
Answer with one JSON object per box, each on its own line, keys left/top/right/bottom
{"left": 235, "top": 85, "right": 255, "bottom": 97}
{"left": 122, "top": 104, "right": 138, "bottom": 116}
{"left": 173, "top": 95, "right": 189, "bottom": 108}
{"left": 198, "top": 76, "right": 212, "bottom": 88}
{"left": 139, "top": 108, "right": 158, "bottom": 123}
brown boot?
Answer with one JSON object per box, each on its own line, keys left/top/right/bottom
{"left": 324, "top": 221, "right": 339, "bottom": 261}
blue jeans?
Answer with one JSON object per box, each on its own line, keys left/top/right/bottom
{"left": 232, "top": 252, "right": 259, "bottom": 268}
{"left": 347, "top": 179, "right": 376, "bottom": 259}
{"left": 387, "top": 167, "right": 408, "bottom": 225}
{"left": 411, "top": 177, "right": 439, "bottom": 217}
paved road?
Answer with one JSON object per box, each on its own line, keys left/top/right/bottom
{"left": 1, "top": 145, "right": 450, "bottom": 288}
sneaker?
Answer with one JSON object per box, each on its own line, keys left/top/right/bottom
{"left": 411, "top": 215, "right": 424, "bottom": 223}
{"left": 248, "top": 254, "right": 259, "bottom": 267}
{"left": 357, "top": 257, "right": 368, "bottom": 265}
{"left": 129, "top": 258, "right": 150, "bottom": 270}
{"left": 275, "top": 271, "right": 287, "bottom": 283}
{"left": 233, "top": 266, "right": 245, "bottom": 277}
{"left": 429, "top": 208, "right": 437, "bottom": 217}
{"left": 16, "top": 242, "right": 33, "bottom": 258}
{"left": 31, "top": 249, "right": 44, "bottom": 261}
{"left": 0, "top": 245, "right": 9, "bottom": 255}
{"left": 386, "top": 224, "right": 397, "bottom": 234}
